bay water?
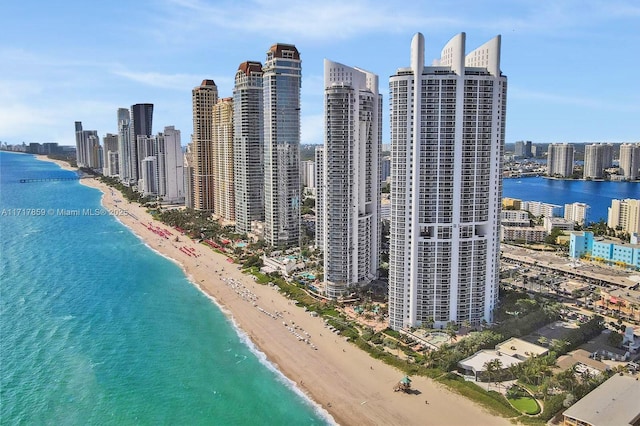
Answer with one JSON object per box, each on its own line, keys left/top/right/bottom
{"left": 503, "top": 176, "right": 638, "bottom": 223}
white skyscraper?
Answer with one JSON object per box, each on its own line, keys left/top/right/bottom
{"left": 158, "top": 126, "right": 184, "bottom": 204}
{"left": 583, "top": 143, "right": 613, "bottom": 179}
{"left": 102, "top": 133, "right": 119, "bottom": 177}
{"left": 136, "top": 126, "right": 184, "bottom": 203}
{"left": 263, "top": 43, "right": 302, "bottom": 248}
{"left": 619, "top": 143, "right": 640, "bottom": 180}
{"left": 547, "top": 143, "right": 575, "bottom": 177}
{"left": 388, "top": 33, "right": 506, "bottom": 330}
{"left": 300, "top": 160, "right": 315, "bottom": 191}
{"left": 74, "top": 121, "right": 101, "bottom": 169}
{"left": 140, "top": 156, "right": 159, "bottom": 196}
{"left": 318, "top": 59, "right": 381, "bottom": 298}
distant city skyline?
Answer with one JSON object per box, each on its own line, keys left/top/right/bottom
{"left": 2, "top": 1, "right": 639, "bottom": 146}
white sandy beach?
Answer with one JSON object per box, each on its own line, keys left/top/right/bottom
{"left": 38, "top": 155, "right": 513, "bottom": 426}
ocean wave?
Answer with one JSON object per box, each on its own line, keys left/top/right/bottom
{"left": 226, "top": 313, "right": 337, "bottom": 426}
{"left": 182, "top": 284, "right": 336, "bottom": 425}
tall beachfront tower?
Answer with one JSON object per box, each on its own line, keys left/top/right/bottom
{"left": 263, "top": 43, "right": 302, "bottom": 248}
{"left": 158, "top": 126, "right": 184, "bottom": 204}
{"left": 318, "top": 59, "right": 381, "bottom": 298}
{"left": 74, "top": 121, "right": 101, "bottom": 169}
{"left": 547, "top": 143, "right": 575, "bottom": 178}
{"left": 102, "top": 133, "right": 119, "bottom": 177}
{"left": 388, "top": 33, "right": 507, "bottom": 330}
{"left": 314, "top": 146, "right": 325, "bottom": 250}
{"left": 130, "top": 103, "right": 154, "bottom": 184}
{"left": 74, "top": 121, "right": 85, "bottom": 166}
{"left": 233, "top": 61, "right": 264, "bottom": 235}
{"left": 117, "top": 108, "right": 132, "bottom": 184}
{"left": 212, "top": 98, "right": 235, "bottom": 222}
{"left": 184, "top": 143, "right": 194, "bottom": 209}
{"left": 191, "top": 80, "right": 219, "bottom": 212}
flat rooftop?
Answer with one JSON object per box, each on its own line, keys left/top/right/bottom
{"left": 495, "top": 337, "right": 548, "bottom": 359}
{"left": 458, "top": 350, "right": 522, "bottom": 374}
{"left": 562, "top": 374, "right": 640, "bottom": 426}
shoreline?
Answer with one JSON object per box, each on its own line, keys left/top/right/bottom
{"left": 35, "top": 155, "right": 511, "bottom": 426}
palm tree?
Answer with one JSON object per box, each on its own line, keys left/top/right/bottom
{"left": 446, "top": 327, "right": 457, "bottom": 343}
{"left": 484, "top": 358, "right": 503, "bottom": 387}
{"left": 462, "top": 319, "right": 472, "bottom": 331}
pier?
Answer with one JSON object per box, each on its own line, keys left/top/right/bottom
{"left": 19, "top": 176, "right": 81, "bottom": 183}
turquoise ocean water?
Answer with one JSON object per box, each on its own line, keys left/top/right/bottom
{"left": 0, "top": 152, "right": 331, "bottom": 425}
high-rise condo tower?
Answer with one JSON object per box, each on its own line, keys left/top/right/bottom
{"left": 191, "top": 80, "right": 219, "bottom": 212}
{"left": 233, "top": 61, "right": 265, "bottom": 235}
{"left": 130, "top": 103, "right": 154, "bottom": 185}
{"left": 212, "top": 97, "right": 235, "bottom": 221}
{"left": 318, "top": 59, "right": 381, "bottom": 298}
{"left": 262, "top": 43, "right": 302, "bottom": 248}
{"left": 388, "top": 33, "right": 507, "bottom": 330}
{"left": 547, "top": 143, "right": 574, "bottom": 178}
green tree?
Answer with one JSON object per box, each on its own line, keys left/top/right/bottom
{"left": 483, "top": 358, "right": 503, "bottom": 387}
{"left": 607, "top": 331, "right": 623, "bottom": 348}
{"left": 545, "top": 227, "right": 565, "bottom": 245}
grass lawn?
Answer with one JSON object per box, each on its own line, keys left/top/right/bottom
{"left": 508, "top": 396, "right": 541, "bottom": 415}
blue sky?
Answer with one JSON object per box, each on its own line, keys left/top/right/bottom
{"left": 1, "top": 0, "right": 638, "bottom": 147}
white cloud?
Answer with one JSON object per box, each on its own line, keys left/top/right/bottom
{"left": 111, "top": 68, "right": 206, "bottom": 91}
{"left": 157, "top": 0, "right": 455, "bottom": 42}
{"left": 155, "top": 0, "right": 640, "bottom": 44}
{"left": 509, "top": 86, "right": 639, "bottom": 112}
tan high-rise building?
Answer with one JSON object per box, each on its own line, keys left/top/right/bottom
{"left": 212, "top": 98, "right": 235, "bottom": 221}
{"left": 608, "top": 198, "right": 640, "bottom": 235}
{"left": 191, "top": 80, "right": 218, "bottom": 211}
